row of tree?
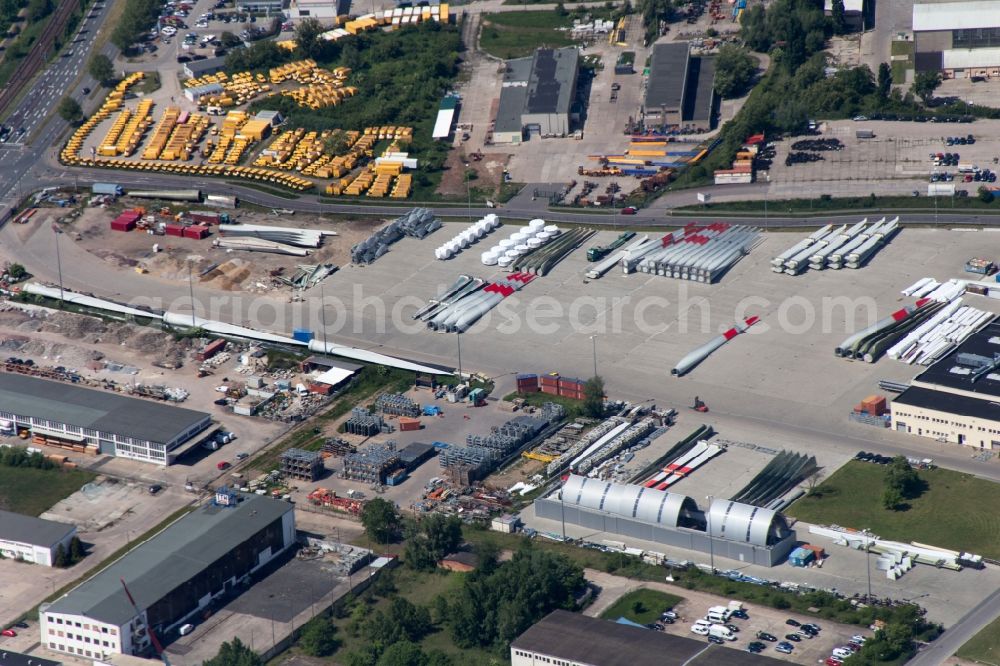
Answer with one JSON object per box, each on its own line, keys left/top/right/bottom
{"left": 0, "top": 446, "right": 56, "bottom": 469}
{"left": 110, "top": 0, "right": 160, "bottom": 52}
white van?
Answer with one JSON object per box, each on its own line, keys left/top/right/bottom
{"left": 832, "top": 647, "right": 855, "bottom": 659}
{"left": 709, "top": 624, "right": 737, "bottom": 641}
{"left": 706, "top": 606, "right": 731, "bottom": 623}
{"left": 179, "top": 624, "right": 194, "bottom": 636}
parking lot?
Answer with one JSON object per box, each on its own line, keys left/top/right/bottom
{"left": 585, "top": 570, "right": 866, "bottom": 664}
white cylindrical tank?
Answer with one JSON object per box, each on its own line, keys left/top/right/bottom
{"left": 498, "top": 256, "right": 513, "bottom": 267}
{"left": 527, "top": 238, "right": 543, "bottom": 249}
{"left": 544, "top": 224, "right": 559, "bottom": 234}
{"left": 499, "top": 239, "right": 514, "bottom": 249}
{"left": 529, "top": 218, "right": 545, "bottom": 230}
{"left": 535, "top": 231, "right": 552, "bottom": 242}
{"left": 514, "top": 243, "right": 529, "bottom": 253}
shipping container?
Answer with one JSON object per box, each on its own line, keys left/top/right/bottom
{"left": 293, "top": 328, "right": 314, "bottom": 343}
{"left": 183, "top": 225, "right": 210, "bottom": 239}
{"left": 164, "top": 223, "right": 186, "bottom": 237}
{"left": 398, "top": 417, "right": 421, "bottom": 431}
{"left": 197, "top": 338, "right": 226, "bottom": 361}
{"left": 92, "top": 183, "right": 124, "bottom": 196}
{"left": 308, "top": 383, "right": 333, "bottom": 395}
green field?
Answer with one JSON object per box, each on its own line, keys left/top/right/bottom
{"left": 503, "top": 390, "right": 586, "bottom": 419}
{"left": 787, "top": 461, "right": 1000, "bottom": 559}
{"left": 599, "top": 589, "right": 683, "bottom": 625}
{"left": 0, "top": 466, "right": 96, "bottom": 516}
{"left": 957, "top": 614, "right": 1000, "bottom": 664}
{"left": 480, "top": 11, "right": 576, "bottom": 59}
{"left": 890, "top": 40, "right": 914, "bottom": 82}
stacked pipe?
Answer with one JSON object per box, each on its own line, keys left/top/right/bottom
{"left": 575, "top": 418, "right": 655, "bottom": 475}
{"left": 888, "top": 282, "right": 996, "bottom": 364}
{"left": 835, "top": 298, "right": 936, "bottom": 361}
{"left": 436, "top": 214, "right": 501, "bottom": 260}
{"left": 636, "top": 222, "right": 759, "bottom": 283}
{"left": 585, "top": 235, "right": 649, "bottom": 279}
{"left": 480, "top": 219, "right": 555, "bottom": 267}
{"left": 772, "top": 217, "right": 900, "bottom": 274}
{"left": 513, "top": 227, "right": 596, "bottom": 276}
{"left": 425, "top": 273, "right": 535, "bottom": 333}
{"left": 217, "top": 223, "right": 336, "bottom": 248}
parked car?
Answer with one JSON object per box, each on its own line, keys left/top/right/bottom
{"left": 1, "top": 630, "right": 16, "bottom": 637}
{"left": 13, "top": 622, "right": 28, "bottom": 629}
{"left": 775, "top": 642, "right": 794, "bottom": 654}
{"left": 620, "top": 206, "right": 638, "bottom": 215}
{"left": 725, "top": 624, "right": 740, "bottom": 633}
{"left": 785, "top": 619, "right": 801, "bottom": 627}
{"left": 826, "top": 658, "right": 843, "bottom": 666}
{"left": 236, "top": 452, "right": 249, "bottom": 460}
{"left": 757, "top": 631, "right": 777, "bottom": 642}
{"left": 690, "top": 625, "right": 709, "bottom": 636}
{"left": 661, "top": 610, "right": 678, "bottom": 620}
{"left": 784, "top": 633, "right": 802, "bottom": 642}
{"left": 707, "top": 635, "right": 724, "bottom": 644}
{"left": 217, "top": 461, "right": 231, "bottom": 470}
{"left": 730, "top": 609, "right": 749, "bottom": 619}
{"left": 851, "top": 635, "right": 868, "bottom": 644}
{"left": 148, "top": 484, "right": 162, "bottom": 495}
{"left": 802, "top": 623, "right": 821, "bottom": 634}
{"left": 747, "top": 641, "right": 766, "bottom": 653}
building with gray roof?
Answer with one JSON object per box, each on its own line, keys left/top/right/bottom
{"left": 493, "top": 47, "right": 579, "bottom": 143}
{"left": 642, "top": 42, "right": 717, "bottom": 128}
{"left": 0, "top": 510, "right": 76, "bottom": 567}
{"left": 0, "top": 374, "right": 212, "bottom": 466}
{"left": 39, "top": 490, "right": 295, "bottom": 659}
{"left": 535, "top": 474, "right": 795, "bottom": 566}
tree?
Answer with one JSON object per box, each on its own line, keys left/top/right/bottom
{"left": 6, "top": 263, "right": 26, "bottom": 280}
{"left": 554, "top": 2, "right": 567, "bottom": 16}
{"left": 361, "top": 498, "right": 402, "bottom": 544}
{"left": 295, "top": 17, "right": 326, "bottom": 60}
{"left": 299, "top": 615, "right": 339, "bottom": 657}
{"left": 323, "top": 129, "right": 352, "bottom": 155}
{"left": 26, "top": 0, "right": 51, "bottom": 22}
{"left": 911, "top": 70, "right": 942, "bottom": 105}
{"left": 830, "top": 0, "right": 846, "bottom": 34}
{"left": 221, "top": 31, "right": 242, "bottom": 48}
{"left": 980, "top": 186, "right": 995, "bottom": 203}
{"left": 205, "top": 638, "right": 262, "bottom": 666}
{"left": 69, "top": 536, "right": 84, "bottom": 563}
{"left": 877, "top": 62, "right": 892, "bottom": 99}
{"left": 89, "top": 54, "right": 115, "bottom": 86}
{"left": 582, "top": 376, "right": 605, "bottom": 418}
{"left": 882, "top": 485, "right": 904, "bottom": 511}
{"left": 57, "top": 97, "right": 83, "bottom": 124}
{"left": 53, "top": 543, "right": 68, "bottom": 567}
{"left": 885, "top": 455, "right": 920, "bottom": 499}
{"left": 714, "top": 45, "right": 758, "bottom": 99}
{"left": 376, "top": 642, "right": 426, "bottom": 666}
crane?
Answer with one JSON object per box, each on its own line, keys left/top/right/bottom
{"left": 120, "top": 578, "right": 171, "bottom": 666}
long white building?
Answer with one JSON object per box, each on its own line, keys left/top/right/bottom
{"left": 0, "top": 510, "right": 76, "bottom": 566}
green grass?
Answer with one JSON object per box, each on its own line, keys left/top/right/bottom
{"left": 890, "top": 40, "right": 914, "bottom": 85}
{"left": 136, "top": 71, "right": 161, "bottom": 94}
{"left": 956, "top": 614, "right": 1000, "bottom": 664}
{"left": 0, "top": 466, "right": 96, "bottom": 516}
{"left": 503, "top": 390, "right": 584, "bottom": 419}
{"left": 676, "top": 193, "right": 1000, "bottom": 216}
{"left": 599, "top": 589, "right": 683, "bottom": 625}
{"left": 480, "top": 11, "right": 576, "bottom": 59}
{"left": 787, "top": 461, "right": 1000, "bottom": 559}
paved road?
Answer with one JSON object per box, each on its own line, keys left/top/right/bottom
{"left": 908, "top": 587, "right": 1000, "bottom": 666}
{"left": 0, "top": 0, "right": 119, "bottom": 211}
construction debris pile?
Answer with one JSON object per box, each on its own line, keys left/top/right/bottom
{"left": 351, "top": 208, "right": 442, "bottom": 265}
{"left": 375, "top": 392, "right": 421, "bottom": 417}
{"left": 435, "top": 214, "right": 501, "bottom": 260}
{"left": 439, "top": 403, "right": 565, "bottom": 481}
{"left": 419, "top": 273, "right": 535, "bottom": 333}
{"left": 772, "top": 217, "right": 899, "bottom": 275}
{"left": 343, "top": 442, "right": 401, "bottom": 484}
{"left": 344, "top": 407, "right": 386, "bottom": 436}
{"left": 627, "top": 222, "right": 759, "bottom": 283}
{"left": 277, "top": 264, "right": 338, "bottom": 289}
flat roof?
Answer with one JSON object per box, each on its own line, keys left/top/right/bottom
{"left": 512, "top": 610, "right": 788, "bottom": 666}
{"left": 913, "top": 1, "right": 1000, "bottom": 31}
{"left": 46, "top": 493, "right": 292, "bottom": 626}
{"left": 645, "top": 42, "right": 690, "bottom": 111}
{"left": 525, "top": 47, "right": 578, "bottom": 115}
{"left": 0, "top": 509, "right": 75, "bottom": 548}
{"left": 684, "top": 55, "right": 716, "bottom": 123}
{"left": 503, "top": 56, "right": 533, "bottom": 84}
{"left": 495, "top": 85, "right": 527, "bottom": 134}
{"left": 894, "top": 386, "right": 1000, "bottom": 421}
{"left": 0, "top": 374, "right": 210, "bottom": 445}
{"left": 942, "top": 47, "right": 1000, "bottom": 69}
{"left": 0, "top": 651, "right": 61, "bottom": 666}
{"left": 911, "top": 318, "right": 1000, "bottom": 399}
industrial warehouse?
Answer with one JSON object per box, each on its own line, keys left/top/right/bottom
{"left": 39, "top": 490, "right": 295, "bottom": 659}
{"left": 0, "top": 374, "right": 213, "bottom": 465}
{"left": 493, "top": 47, "right": 580, "bottom": 143}
{"left": 913, "top": 0, "right": 1000, "bottom": 76}
{"left": 891, "top": 319, "right": 1000, "bottom": 448}
{"left": 641, "top": 42, "right": 717, "bottom": 128}
{"left": 535, "top": 474, "right": 797, "bottom": 567}
{"left": 0, "top": 510, "right": 76, "bottom": 567}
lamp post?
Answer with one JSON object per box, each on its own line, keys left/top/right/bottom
{"left": 590, "top": 335, "right": 598, "bottom": 378}
{"left": 864, "top": 529, "right": 872, "bottom": 599}
{"left": 456, "top": 331, "right": 463, "bottom": 380}
{"left": 706, "top": 495, "right": 715, "bottom": 573}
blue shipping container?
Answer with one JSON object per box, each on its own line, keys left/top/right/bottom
{"left": 293, "top": 328, "right": 314, "bottom": 343}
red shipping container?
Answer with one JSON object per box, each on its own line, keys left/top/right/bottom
{"left": 308, "top": 383, "right": 333, "bottom": 395}
{"left": 110, "top": 219, "right": 135, "bottom": 232}
{"left": 540, "top": 375, "right": 559, "bottom": 385}
{"left": 196, "top": 338, "right": 226, "bottom": 361}
{"left": 164, "top": 223, "right": 185, "bottom": 237}
{"left": 184, "top": 225, "right": 209, "bottom": 240}
{"left": 541, "top": 384, "right": 559, "bottom": 395}
{"left": 398, "top": 417, "right": 421, "bottom": 431}
{"left": 189, "top": 212, "right": 220, "bottom": 225}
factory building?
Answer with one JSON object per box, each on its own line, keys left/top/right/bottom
{"left": 913, "top": 0, "right": 1000, "bottom": 77}
{"left": 891, "top": 319, "right": 1000, "bottom": 448}
{"left": 641, "top": 42, "right": 717, "bottom": 128}
{"left": 511, "top": 610, "right": 788, "bottom": 666}
{"left": 0, "top": 510, "right": 76, "bottom": 566}
{"left": 494, "top": 47, "right": 580, "bottom": 144}
{"left": 535, "top": 475, "right": 796, "bottom": 566}
{"left": 39, "top": 490, "right": 295, "bottom": 659}
{"left": 0, "top": 374, "right": 212, "bottom": 466}
{"left": 287, "top": 0, "right": 352, "bottom": 19}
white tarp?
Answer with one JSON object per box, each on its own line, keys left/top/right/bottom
{"left": 313, "top": 367, "right": 354, "bottom": 386}
{"left": 432, "top": 107, "right": 456, "bottom": 140}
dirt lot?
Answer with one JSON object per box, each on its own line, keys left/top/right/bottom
{"left": 585, "top": 569, "right": 868, "bottom": 664}
{"left": 59, "top": 205, "right": 383, "bottom": 293}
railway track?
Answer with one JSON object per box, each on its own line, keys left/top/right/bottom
{"left": 0, "top": 0, "right": 80, "bottom": 118}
